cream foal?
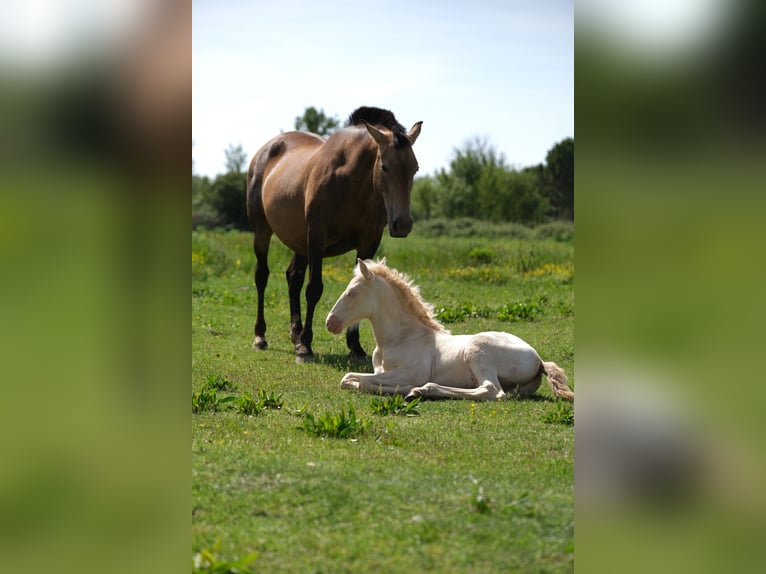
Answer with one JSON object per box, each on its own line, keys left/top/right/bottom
{"left": 325, "top": 259, "right": 574, "bottom": 402}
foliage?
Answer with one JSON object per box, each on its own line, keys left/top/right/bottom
{"left": 369, "top": 395, "right": 421, "bottom": 416}
{"left": 435, "top": 295, "right": 548, "bottom": 323}
{"left": 540, "top": 137, "right": 574, "bottom": 219}
{"left": 233, "top": 392, "right": 262, "bottom": 416}
{"left": 467, "top": 247, "right": 496, "bottom": 265}
{"left": 205, "top": 374, "right": 236, "bottom": 391}
{"left": 192, "top": 375, "right": 282, "bottom": 416}
{"left": 294, "top": 106, "right": 340, "bottom": 136}
{"left": 411, "top": 136, "right": 565, "bottom": 224}
{"left": 256, "top": 388, "right": 284, "bottom": 410}
{"left": 192, "top": 542, "right": 257, "bottom": 573}
{"left": 298, "top": 403, "right": 369, "bottom": 438}
{"left": 496, "top": 297, "right": 546, "bottom": 322}
{"left": 471, "top": 478, "right": 492, "bottom": 514}
{"left": 224, "top": 143, "right": 248, "bottom": 174}
{"left": 541, "top": 401, "right": 575, "bottom": 425}
{"left": 192, "top": 377, "right": 238, "bottom": 413}
{"left": 233, "top": 390, "right": 283, "bottom": 416}
{"left": 208, "top": 171, "right": 249, "bottom": 230}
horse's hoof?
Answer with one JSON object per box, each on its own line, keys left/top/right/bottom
{"left": 295, "top": 346, "right": 314, "bottom": 364}
{"left": 253, "top": 337, "right": 268, "bottom": 350}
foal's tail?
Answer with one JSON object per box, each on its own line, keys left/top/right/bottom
{"left": 542, "top": 362, "right": 574, "bottom": 401}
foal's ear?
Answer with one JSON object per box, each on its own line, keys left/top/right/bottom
{"left": 380, "top": 256, "right": 387, "bottom": 267}
{"left": 358, "top": 258, "right": 372, "bottom": 279}
{"left": 363, "top": 121, "right": 389, "bottom": 147}
{"left": 407, "top": 121, "right": 423, "bottom": 145}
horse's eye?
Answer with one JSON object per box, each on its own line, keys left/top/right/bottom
{"left": 381, "top": 163, "right": 389, "bottom": 173}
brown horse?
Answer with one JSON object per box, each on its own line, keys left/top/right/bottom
{"left": 246, "top": 106, "right": 423, "bottom": 362}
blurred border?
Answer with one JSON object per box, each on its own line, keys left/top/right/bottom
{"left": 576, "top": 0, "right": 766, "bottom": 572}
{"left": 0, "top": 1, "right": 190, "bottom": 573}
{"left": 4, "top": 0, "right": 765, "bottom": 571}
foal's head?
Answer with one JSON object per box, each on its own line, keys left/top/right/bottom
{"left": 326, "top": 258, "right": 447, "bottom": 335}
{"left": 364, "top": 121, "right": 422, "bottom": 238}
{"left": 325, "top": 259, "right": 382, "bottom": 334}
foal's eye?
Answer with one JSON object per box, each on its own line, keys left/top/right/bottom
{"left": 381, "top": 163, "right": 389, "bottom": 173}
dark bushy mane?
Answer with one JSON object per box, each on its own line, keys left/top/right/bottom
{"left": 347, "top": 106, "right": 410, "bottom": 147}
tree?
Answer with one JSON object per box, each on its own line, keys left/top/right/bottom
{"left": 294, "top": 106, "right": 340, "bottom": 136}
{"left": 224, "top": 143, "right": 248, "bottom": 174}
{"left": 540, "top": 138, "right": 574, "bottom": 219}
{"left": 209, "top": 171, "right": 249, "bottom": 230}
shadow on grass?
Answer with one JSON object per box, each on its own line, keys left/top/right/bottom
{"left": 316, "top": 353, "right": 373, "bottom": 372}
{"left": 507, "top": 393, "right": 559, "bottom": 403}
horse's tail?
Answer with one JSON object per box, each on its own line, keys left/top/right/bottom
{"left": 542, "top": 361, "right": 574, "bottom": 401}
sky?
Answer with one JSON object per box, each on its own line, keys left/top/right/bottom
{"left": 192, "top": 0, "right": 573, "bottom": 178}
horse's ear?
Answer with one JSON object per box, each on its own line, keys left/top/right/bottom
{"left": 363, "top": 121, "right": 389, "bottom": 147}
{"left": 358, "top": 258, "right": 372, "bottom": 279}
{"left": 407, "top": 121, "right": 423, "bottom": 145}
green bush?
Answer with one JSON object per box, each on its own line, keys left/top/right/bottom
{"left": 298, "top": 403, "right": 369, "bottom": 439}
{"left": 209, "top": 171, "right": 249, "bottom": 230}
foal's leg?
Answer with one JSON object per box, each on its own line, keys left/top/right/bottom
{"left": 406, "top": 364, "right": 506, "bottom": 402}
{"left": 371, "top": 347, "right": 384, "bottom": 374}
{"left": 340, "top": 369, "right": 420, "bottom": 396}
{"left": 285, "top": 253, "right": 307, "bottom": 345}
{"left": 252, "top": 227, "right": 272, "bottom": 350}
{"left": 406, "top": 380, "right": 506, "bottom": 402}
{"left": 514, "top": 372, "right": 543, "bottom": 398}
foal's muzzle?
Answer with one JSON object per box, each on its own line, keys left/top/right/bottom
{"left": 326, "top": 313, "right": 343, "bottom": 334}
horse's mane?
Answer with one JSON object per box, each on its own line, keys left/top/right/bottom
{"left": 359, "top": 260, "right": 448, "bottom": 333}
{"left": 346, "top": 106, "right": 411, "bottom": 148}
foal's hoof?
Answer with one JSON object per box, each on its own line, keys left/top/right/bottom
{"left": 404, "top": 389, "right": 422, "bottom": 403}
{"left": 253, "top": 337, "right": 268, "bottom": 350}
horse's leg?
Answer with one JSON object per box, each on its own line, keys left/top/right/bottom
{"left": 344, "top": 243, "right": 381, "bottom": 358}
{"left": 295, "top": 232, "right": 324, "bottom": 363}
{"left": 252, "top": 227, "right": 272, "bottom": 350}
{"left": 285, "top": 253, "right": 307, "bottom": 345}
{"left": 345, "top": 324, "right": 366, "bottom": 359}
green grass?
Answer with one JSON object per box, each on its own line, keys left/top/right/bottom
{"left": 192, "top": 220, "right": 574, "bottom": 573}
{"left": 370, "top": 394, "right": 422, "bottom": 417}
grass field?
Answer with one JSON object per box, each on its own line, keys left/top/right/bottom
{"left": 192, "top": 220, "right": 574, "bottom": 573}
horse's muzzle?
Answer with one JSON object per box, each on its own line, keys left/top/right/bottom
{"left": 389, "top": 216, "right": 413, "bottom": 238}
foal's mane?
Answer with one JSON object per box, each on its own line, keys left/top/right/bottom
{"left": 360, "top": 260, "right": 448, "bottom": 333}
{"left": 347, "top": 106, "right": 411, "bottom": 148}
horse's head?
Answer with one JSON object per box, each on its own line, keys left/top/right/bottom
{"left": 364, "top": 121, "right": 422, "bottom": 238}
{"left": 326, "top": 258, "right": 384, "bottom": 334}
